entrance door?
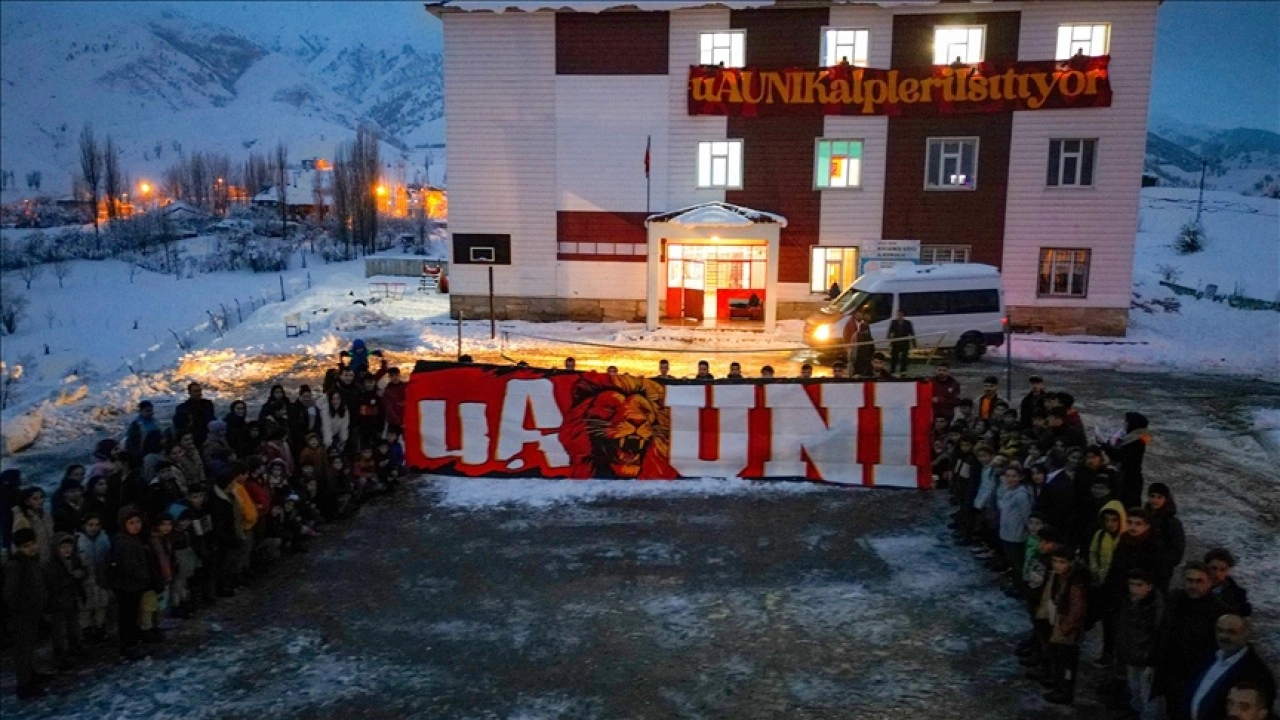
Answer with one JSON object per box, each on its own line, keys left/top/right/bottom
{"left": 682, "top": 259, "right": 705, "bottom": 321}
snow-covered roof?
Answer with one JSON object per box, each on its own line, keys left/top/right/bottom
{"left": 646, "top": 202, "right": 787, "bottom": 229}
{"left": 430, "top": 0, "right": 945, "bottom": 13}
{"left": 160, "top": 201, "right": 207, "bottom": 219}
{"left": 253, "top": 169, "right": 328, "bottom": 207}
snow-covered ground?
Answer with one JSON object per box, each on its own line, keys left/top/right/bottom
{"left": 1012, "top": 188, "right": 1279, "bottom": 376}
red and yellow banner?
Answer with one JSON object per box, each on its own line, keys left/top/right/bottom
{"left": 404, "top": 363, "right": 934, "bottom": 487}
{"left": 688, "top": 56, "right": 1111, "bottom": 117}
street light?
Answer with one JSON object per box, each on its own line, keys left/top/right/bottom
{"left": 138, "top": 181, "right": 153, "bottom": 212}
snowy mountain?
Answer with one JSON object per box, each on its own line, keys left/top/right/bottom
{"left": 0, "top": 2, "right": 444, "bottom": 196}
{"left": 1145, "top": 118, "right": 1280, "bottom": 195}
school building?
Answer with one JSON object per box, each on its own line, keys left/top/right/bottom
{"left": 429, "top": 0, "right": 1157, "bottom": 337}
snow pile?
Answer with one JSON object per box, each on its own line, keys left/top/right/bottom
{"left": 1253, "top": 407, "right": 1280, "bottom": 459}
{"left": 429, "top": 476, "right": 830, "bottom": 509}
{"left": 0, "top": 406, "right": 42, "bottom": 455}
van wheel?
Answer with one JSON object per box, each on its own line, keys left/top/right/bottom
{"left": 955, "top": 334, "right": 985, "bottom": 363}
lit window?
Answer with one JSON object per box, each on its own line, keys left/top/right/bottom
{"left": 1047, "top": 139, "right": 1097, "bottom": 187}
{"left": 1056, "top": 24, "right": 1110, "bottom": 59}
{"left": 920, "top": 245, "right": 971, "bottom": 265}
{"left": 700, "top": 31, "right": 745, "bottom": 68}
{"left": 1038, "top": 248, "right": 1091, "bottom": 297}
{"left": 814, "top": 139, "right": 864, "bottom": 189}
{"left": 925, "top": 137, "right": 978, "bottom": 190}
{"left": 810, "top": 247, "right": 860, "bottom": 294}
{"left": 933, "top": 25, "right": 984, "bottom": 65}
{"left": 697, "top": 140, "right": 743, "bottom": 189}
{"left": 821, "top": 28, "right": 869, "bottom": 67}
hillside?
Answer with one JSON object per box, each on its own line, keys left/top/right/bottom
{"left": 0, "top": 2, "right": 444, "bottom": 197}
{"left": 1145, "top": 119, "right": 1280, "bottom": 196}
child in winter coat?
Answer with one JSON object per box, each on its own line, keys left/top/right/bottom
{"left": 11, "top": 486, "right": 54, "bottom": 562}
{"left": 996, "top": 466, "right": 1034, "bottom": 590}
{"left": 141, "top": 513, "right": 176, "bottom": 639}
{"left": 352, "top": 446, "right": 378, "bottom": 496}
{"left": 1204, "top": 548, "right": 1252, "bottom": 617}
{"left": 180, "top": 485, "right": 215, "bottom": 606}
{"left": 1040, "top": 547, "right": 1090, "bottom": 705}
{"left": 108, "top": 507, "right": 151, "bottom": 657}
{"left": 166, "top": 505, "right": 200, "bottom": 618}
{"left": 375, "top": 431, "right": 404, "bottom": 489}
{"left": 44, "top": 533, "right": 87, "bottom": 668}
{"left": 1088, "top": 500, "right": 1128, "bottom": 666}
{"left": 325, "top": 455, "right": 354, "bottom": 519}
{"left": 298, "top": 433, "right": 330, "bottom": 483}
{"left": 4, "top": 528, "right": 49, "bottom": 699}
{"left": 1144, "top": 483, "right": 1185, "bottom": 590}
{"left": 1115, "top": 568, "right": 1164, "bottom": 720}
{"left": 75, "top": 513, "right": 113, "bottom": 642}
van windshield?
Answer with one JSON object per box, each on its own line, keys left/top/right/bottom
{"left": 827, "top": 288, "right": 868, "bottom": 313}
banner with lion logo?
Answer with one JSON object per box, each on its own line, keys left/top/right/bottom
{"left": 404, "top": 362, "right": 933, "bottom": 487}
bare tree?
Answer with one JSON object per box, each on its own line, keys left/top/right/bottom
{"left": 44, "top": 307, "right": 57, "bottom": 329}
{"left": 103, "top": 136, "right": 122, "bottom": 221}
{"left": 51, "top": 258, "right": 72, "bottom": 288}
{"left": 275, "top": 142, "right": 289, "bottom": 242}
{"left": 17, "top": 260, "right": 43, "bottom": 289}
{"left": 79, "top": 124, "right": 102, "bottom": 249}
{"left": 0, "top": 286, "right": 28, "bottom": 335}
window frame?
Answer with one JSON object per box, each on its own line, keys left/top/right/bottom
{"left": 699, "top": 30, "right": 746, "bottom": 68}
{"left": 924, "top": 137, "right": 980, "bottom": 191}
{"left": 820, "top": 27, "right": 870, "bottom": 68}
{"left": 813, "top": 138, "right": 865, "bottom": 190}
{"left": 1037, "top": 248, "right": 1092, "bottom": 298}
{"left": 1047, "top": 138, "right": 1098, "bottom": 188}
{"left": 809, "top": 246, "right": 860, "bottom": 294}
{"left": 1055, "top": 23, "right": 1111, "bottom": 59}
{"left": 933, "top": 25, "right": 986, "bottom": 65}
{"left": 919, "top": 244, "right": 971, "bottom": 265}
{"left": 696, "top": 139, "right": 744, "bottom": 189}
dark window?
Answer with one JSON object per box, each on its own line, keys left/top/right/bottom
{"left": 949, "top": 289, "right": 1000, "bottom": 314}
{"left": 857, "top": 293, "right": 894, "bottom": 323}
{"left": 899, "top": 291, "right": 949, "bottom": 316}
{"left": 1047, "top": 139, "right": 1097, "bottom": 187}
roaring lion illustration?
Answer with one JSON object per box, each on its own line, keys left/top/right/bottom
{"left": 559, "top": 373, "right": 676, "bottom": 479}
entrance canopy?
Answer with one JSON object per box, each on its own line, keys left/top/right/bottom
{"left": 645, "top": 202, "right": 787, "bottom": 331}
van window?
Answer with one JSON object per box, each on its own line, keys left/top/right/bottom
{"left": 900, "top": 291, "right": 949, "bottom": 316}
{"left": 950, "top": 289, "right": 1000, "bottom": 314}
{"left": 856, "top": 293, "right": 893, "bottom": 323}
{"left": 899, "top": 289, "right": 1000, "bottom": 317}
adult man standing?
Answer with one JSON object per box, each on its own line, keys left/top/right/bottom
{"left": 1226, "top": 682, "right": 1275, "bottom": 720}
{"left": 931, "top": 363, "right": 962, "bottom": 421}
{"left": 850, "top": 308, "right": 875, "bottom": 377}
{"left": 173, "top": 382, "right": 216, "bottom": 448}
{"left": 1156, "top": 562, "right": 1231, "bottom": 720}
{"left": 887, "top": 310, "right": 915, "bottom": 375}
{"left": 380, "top": 368, "right": 407, "bottom": 432}
{"left": 1185, "top": 615, "right": 1275, "bottom": 720}
{"left": 124, "top": 400, "right": 162, "bottom": 464}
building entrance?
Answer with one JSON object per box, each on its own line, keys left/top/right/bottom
{"left": 665, "top": 243, "right": 767, "bottom": 325}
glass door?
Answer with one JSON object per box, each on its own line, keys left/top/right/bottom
{"left": 682, "top": 259, "right": 705, "bottom": 321}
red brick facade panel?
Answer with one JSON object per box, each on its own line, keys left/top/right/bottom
{"left": 556, "top": 12, "right": 669, "bottom": 75}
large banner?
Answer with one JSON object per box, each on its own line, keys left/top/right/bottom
{"left": 688, "top": 56, "right": 1111, "bottom": 117}
{"left": 404, "top": 363, "right": 934, "bottom": 488}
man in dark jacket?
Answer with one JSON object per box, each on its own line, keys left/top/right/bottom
{"left": 1020, "top": 376, "right": 1048, "bottom": 429}
{"left": 886, "top": 310, "right": 915, "bottom": 375}
{"left": 1146, "top": 482, "right": 1186, "bottom": 590}
{"left": 1184, "top": 614, "right": 1276, "bottom": 720}
{"left": 124, "top": 400, "right": 162, "bottom": 465}
{"left": 850, "top": 308, "right": 875, "bottom": 377}
{"left": 1110, "top": 411, "right": 1150, "bottom": 508}
{"left": 172, "top": 382, "right": 216, "bottom": 448}
{"left": 380, "top": 368, "right": 407, "bottom": 432}
{"left": 1034, "top": 451, "right": 1077, "bottom": 540}
{"left": 108, "top": 506, "right": 152, "bottom": 657}
{"left": 289, "top": 385, "right": 324, "bottom": 456}
{"left": 1104, "top": 509, "right": 1162, "bottom": 627}
{"left": 3, "top": 528, "right": 49, "bottom": 698}
{"left": 1156, "top": 562, "right": 1231, "bottom": 720}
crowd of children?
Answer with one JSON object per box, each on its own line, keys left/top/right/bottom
{"left": 0, "top": 339, "right": 406, "bottom": 700}
{"left": 931, "top": 368, "right": 1274, "bottom": 718}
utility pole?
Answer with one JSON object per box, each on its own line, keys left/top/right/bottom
{"left": 1195, "top": 157, "right": 1208, "bottom": 224}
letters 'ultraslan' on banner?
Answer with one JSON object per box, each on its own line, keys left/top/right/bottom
{"left": 688, "top": 56, "right": 1111, "bottom": 117}
{"left": 404, "top": 363, "right": 934, "bottom": 488}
